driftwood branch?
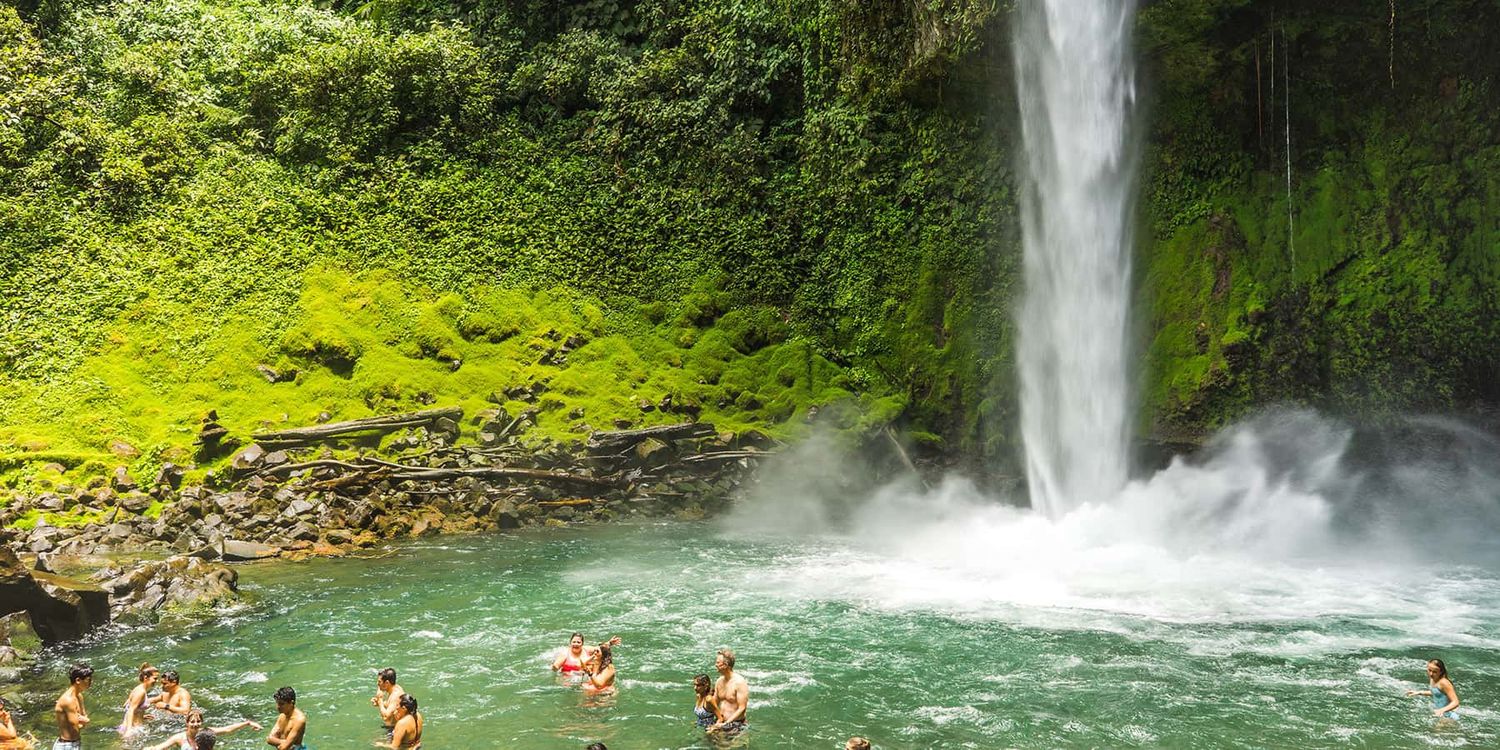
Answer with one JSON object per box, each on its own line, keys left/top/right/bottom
{"left": 680, "top": 450, "right": 774, "bottom": 464}
{"left": 253, "top": 407, "right": 462, "bottom": 445}
{"left": 388, "top": 466, "right": 624, "bottom": 489}
{"left": 587, "top": 422, "right": 715, "bottom": 453}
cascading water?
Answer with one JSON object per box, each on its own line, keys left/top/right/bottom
{"left": 1013, "top": 1, "right": 1139, "bottom": 516}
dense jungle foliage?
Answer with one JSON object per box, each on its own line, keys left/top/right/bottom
{"left": 0, "top": 0, "right": 1496, "bottom": 495}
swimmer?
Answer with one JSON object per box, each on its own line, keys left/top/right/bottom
{"left": 1, "top": 699, "right": 36, "bottom": 750}
{"left": 266, "top": 686, "right": 307, "bottom": 750}
{"left": 147, "top": 708, "right": 260, "bottom": 750}
{"left": 381, "top": 694, "right": 422, "bottom": 749}
{"left": 845, "top": 738, "right": 871, "bottom": 750}
{"left": 585, "top": 744, "right": 607, "bottom": 750}
{"left": 189, "top": 729, "right": 215, "bottom": 750}
{"left": 1406, "top": 658, "right": 1461, "bottom": 720}
{"left": 53, "top": 664, "right": 92, "bottom": 750}
{"left": 552, "top": 634, "right": 620, "bottom": 674}
{"left": 708, "top": 649, "right": 748, "bottom": 735}
{"left": 692, "top": 674, "right": 717, "bottom": 729}
{"left": 581, "top": 644, "right": 616, "bottom": 692}
{"left": 121, "top": 663, "right": 159, "bottom": 735}
{"left": 150, "top": 671, "right": 192, "bottom": 716}
{"left": 371, "top": 668, "right": 405, "bottom": 730}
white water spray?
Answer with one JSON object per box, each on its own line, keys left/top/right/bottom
{"left": 1014, "top": 1, "right": 1140, "bottom": 516}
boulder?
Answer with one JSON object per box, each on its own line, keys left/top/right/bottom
{"left": 230, "top": 443, "right": 267, "bottom": 474}
{"left": 111, "top": 466, "right": 137, "bottom": 492}
{"left": 221, "top": 539, "right": 280, "bottom": 562}
{"left": 105, "top": 555, "right": 240, "bottom": 624}
{"left": 109, "top": 440, "right": 140, "bottom": 459}
{"left": 154, "top": 463, "right": 185, "bottom": 490}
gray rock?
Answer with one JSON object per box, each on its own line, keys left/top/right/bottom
{"left": 283, "top": 498, "right": 315, "bottom": 518}
{"left": 231, "top": 443, "right": 266, "bottom": 473}
{"left": 221, "top": 539, "right": 280, "bottom": 561}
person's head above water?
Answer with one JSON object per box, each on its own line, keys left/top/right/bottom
{"left": 570, "top": 633, "right": 585, "bottom": 652}
{"left": 274, "top": 686, "right": 296, "bottom": 708}
{"left": 846, "top": 738, "right": 872, "bottom": 750}
{"left": 378, "top": 668, "right": 397, "bottom": 688}
{"left": 585, "top": 743, "right": 607, "bottom": 750}
{"left": 693, "top": 673, "right": 711, "bottom": 696}
{"left": 592, "top": 644, "right": 613, "bottom": 670}
{"left": 138, "top": 662, "right": 158, "bottom": 683}
{"left": 397, "top": 693, "right": 418, "bottom": 717}
{"left": 194, "top": 727, "right": 217, "bottom": 750}
{"left": 70, "top": 664, "right": 94, "bottom": 685}
{"left": 160, "top": 670, "right": 181, "bottom": 688}
{"left": 1428, "top": 659, "right": 1449, "bottom": 681}
{"left": 715, "top": 648, "right": 735, "bottom": 673}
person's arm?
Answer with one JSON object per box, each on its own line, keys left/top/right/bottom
{"left": 551, "top": 650, "right": 567, "bottom": 671}
{"left": 1434, "top": 679, "right": 1460, "bottom": 715}
{"left": 382, "top": 719, "right": 408, "bottom": 749}
{"left": 148, "top": 732, "right": 184, "bottom": 750}
{"left": 268, "top": 714, "right": 306, "bottom": 750}
{"left": 1406, "top": 688, "right": 1433, "bottom": 696}
{"left": 587, "top": 665, "right": 615, "bottom": 689}
{"left": 211, "top": 719, "right": 262, "bottom": 736}
{"left": 165, "top": 691, "right": 192, "bottom": 715}
{"left": 63, "top": 699, "right": 89, "bottom": 732}
{"left": 378, "top": 693, "right": 400, "bottom": 725}
{"left": 0, "top": 719, "right": 18, "bottom": 740}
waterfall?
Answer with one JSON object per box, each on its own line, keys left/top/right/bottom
{"left": 1013, "top": 1, "right": 1140, "bottom": 517}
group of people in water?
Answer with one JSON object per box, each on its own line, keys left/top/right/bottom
{"left": 0, "top": 646, "right": 1464, "bottom": 749}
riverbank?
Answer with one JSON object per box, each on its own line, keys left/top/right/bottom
{"left": 0, "top": 405, "right": 789, "bottom": 662}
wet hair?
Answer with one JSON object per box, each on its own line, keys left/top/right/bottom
{"left": 586, "top": 744, "right": 608, "bottom": 750}
{"left": 139, "top": 662, "right": 158, "bottom": 681}
{"left": 161, "top": 670, "right": 180, "bottom": 684}
{"left": 378, "top": 668, "right": 397, "bottom": 685}
{"left": 570, "top": 632, "right": 584, "bottom": 642}
{"left": 274, "top": 686, "right": 296, "bottom": 705}
{"left": 693, "top": 673, "right": 711, "bottom": 695}
{"left": 716, "top": 649, "right": 735, "bottom": 669}
{"left": 595, "top": 644, "right": 613, "bottom": 669}
{"left": 194, "top": 728, "right": 217, "bottom": 750}
{"left": 846, "top": 738, "right": 872, "bottom": 750}
{"left": 186, "top": 708, "right": 206, "bottom": 724}
{"left": 69, "top": 664, "right": 94, "bottom": 683}
{"left": 398, "top": 694, "right": 418, "bottom": 715}
{"left": 1430, "top": 658, "right": 1449, "bottom": 680}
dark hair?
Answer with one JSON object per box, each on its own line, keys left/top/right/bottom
{"left": 398, "top": 694, "right": 418, "bottom": 715}
{"left": 69, "top": 664, "right": 94, "bottom": 683}
{"left": 274, "top": 686, "right": 296, "bottom": 705}
{"left": 161, "top": 670, "right": 180, "bottom": 684}
{"left": 139, "top": 662, "right": 157, "bottom": 681}
{"left": 378, "top": 668, "right": 397, "bottom": 684}
{"left": 586, "top": 744, "right": 608, "bottom": 750}
{"left": 194, "top": 728, "right": 217, "bottom": 750}
{"left": 595, "top": 644, "right": 613, "bottom": 669}
{"left": 693, "top": 673, "right": 711, "bottom": 694}
{"left": 1430, "top": 658, "right": 1449, "bottom": 680}
{"left": 571, "top": 632, "right": 584, "bottom": 641}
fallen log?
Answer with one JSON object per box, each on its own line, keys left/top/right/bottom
{"left": 536, "top": 498, "right": 594, "bottom": 508}
{"left": 252, "top": 407, "right": 463, "bottom": 445}
{"left": 262, "top": 459, "right": 372, "bottom": 476}
{"left": 586, "top": 422, "right": 715, "bottom": 453}
{"left": 389, "top": 466, "right": 624, "bottom": 489}
{"left": 680, "top": 449, "right": 775, "bottom": 463}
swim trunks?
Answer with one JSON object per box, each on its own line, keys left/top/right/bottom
{"left": 53, "top": 740, "right": 82, "bottom": 750}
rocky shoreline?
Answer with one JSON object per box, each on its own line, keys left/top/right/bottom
{"left": 0, "top": 406, "right": 772, "bottom": 666}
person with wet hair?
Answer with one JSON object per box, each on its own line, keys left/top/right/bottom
{"left": 383, "top": 694, "right": 422, "bottom": 749}
{"left": 1407, "top": 658, "right": 1461, "bottom": 720}
{"left": 266, "top": 686, "right": 307, "bottom": 750}
{"left": 581, "top": 643, "right": 616, "bottom": 693}
{"left": 120, "top": 663, "right": 159, "bottom": 735}
{"left": 52, "top": 664, "right": 91, "bottom": 750}
{"left": 371, "top": 668, "right": 405, "bottom": 730}
{"left": 146, "top": 708, "right": 259, "bottom": 750}
{"left": 845, "top": 737, "right": 872, "bottom": 750}
{"left": 150, "top": 671, "right": 192, "bottom": 716}
{"left": 553, "top": 634, "right": 620, "bottom": 675}
{"left": 189, "top": 729, "right": 215, "bottom": 750}
{"left": 692, "top": 673, "right": 717, "bottom": 729}
{"left": 585, "top": 744, "right": 607, "bottom": 750}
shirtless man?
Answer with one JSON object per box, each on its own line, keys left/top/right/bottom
{"left": 53, "top": 664, "right": 92, "bottom": 750}
{"left": 150, "top": 672, "right": 192, "bottom": 716}
{"left": 1, "top": 699, "right": 28, "bottom": 750}
{"left": 265, "top": 687, "right": 306, "bottom": 750}
{"left": 708, "top": 649, "right": 748, "bottom": 734}
{"left": 371, "top": 668, "right": 405, "bottom": 730}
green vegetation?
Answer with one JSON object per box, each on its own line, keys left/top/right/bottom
{"left": 1, "top": 0, "right": 1496, "bottom": 495}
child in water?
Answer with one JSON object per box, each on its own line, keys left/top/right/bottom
{"left": 1406, "top": 658, "right": 1461, "bottom": 721}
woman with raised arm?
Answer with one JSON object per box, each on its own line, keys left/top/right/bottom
{"left": 120, "top": 662, "right": 159, "bottom": 735}
{"left": 147, "top": 708, "right": 260, "bottom": 750}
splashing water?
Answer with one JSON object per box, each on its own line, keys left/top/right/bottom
{"left": 1014, "top": 0, "right": 1140, "bottom": 516}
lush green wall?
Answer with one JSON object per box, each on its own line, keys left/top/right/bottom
{"left": 1, "top": 0, "right": 1496, "bottom": 490}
